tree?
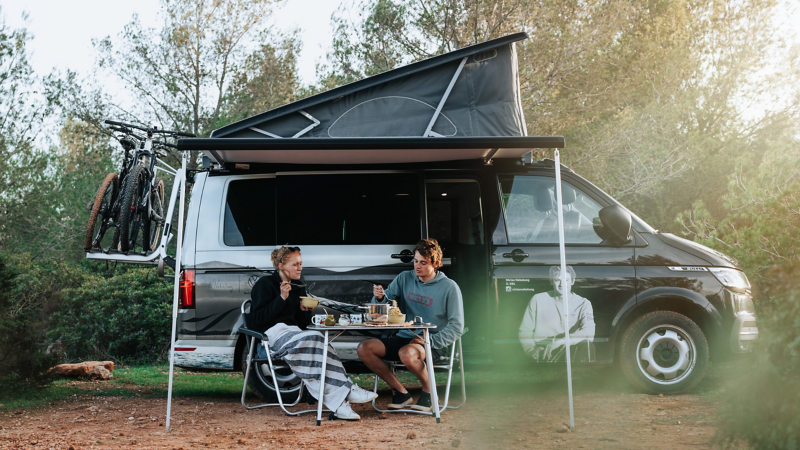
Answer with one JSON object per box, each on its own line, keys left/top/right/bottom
{"left": 94, "top": 0, "right": 289, "bottom": 137}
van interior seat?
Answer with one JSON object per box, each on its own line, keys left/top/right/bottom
{"left": 529, "top": 185, "right": 557, "bottom": 242}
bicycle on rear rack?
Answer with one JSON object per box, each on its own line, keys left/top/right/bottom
{"left": 84, "top": 120, "right": 195, "bottom": 255}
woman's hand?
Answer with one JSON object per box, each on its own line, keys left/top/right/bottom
{"left": 373, "top": 284, "right": 385, "bottom": 299}
{"left": 280, "top": 281, "right": 291, "bottom": 300}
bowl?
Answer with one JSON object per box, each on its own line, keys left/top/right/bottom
{"left": 300, "top": 296, "right": 319, "bottom": 309}
{"left": 388, "top": 313, "right": 406, "bottom": 324}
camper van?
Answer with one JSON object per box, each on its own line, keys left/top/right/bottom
{"left": 172, "top": 33, "right": 757, "bottom": 397}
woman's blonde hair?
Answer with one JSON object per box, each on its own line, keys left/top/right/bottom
{"left": 271, "top": 245, "right": 301, "bottom": 269}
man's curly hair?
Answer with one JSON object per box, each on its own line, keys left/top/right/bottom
{"left": 414, "top": 239, "right": 443, "bottom": 269}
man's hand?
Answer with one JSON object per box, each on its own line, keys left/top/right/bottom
{"left": 280, "top": 281, "right": 291, "bottom": 300}
{"left": 373, "top": 284, "right": 385, "bottom": 300}
{"left": 410, "top": 336, "right": 425, "bottom": 347}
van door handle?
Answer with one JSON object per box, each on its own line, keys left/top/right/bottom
{"left": 502, "top": 249, "right": 529, "bottom": 262}
{"left": 391, "top": 249, "right": 414, "bottom": 263}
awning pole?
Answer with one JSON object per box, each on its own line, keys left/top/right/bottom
{"left": 165, "top": 153, "right": 187, "bottom": 432}
{"left": 554, "top": 149, "right": 575, "bottom": 429}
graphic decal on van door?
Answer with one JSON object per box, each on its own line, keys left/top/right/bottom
{"left": 518, "top": 265, "right": 596, "bottom": 362}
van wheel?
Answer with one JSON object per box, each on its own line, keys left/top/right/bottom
{"left": 239, "top": 343, "right": 304, "bottom": 402}
{"left": 620, "top": 311, "right": 708, "bottom": 394}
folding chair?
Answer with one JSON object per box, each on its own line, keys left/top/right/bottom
{"left": 237, "top": 299, "right": 328, "bottom": 416}
{"left": 371, "top": 334, "right": 466, "bottom": 415}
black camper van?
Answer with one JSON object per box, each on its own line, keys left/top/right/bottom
{"left": 172, "top": 33, "right": 757, "bottom": 397}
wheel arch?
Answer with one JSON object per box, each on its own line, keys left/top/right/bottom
{"left": 610, "top": 288, "right": 723, "bottom": 362}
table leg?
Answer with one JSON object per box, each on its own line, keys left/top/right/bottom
{"left": 424, "top": 329, "right": 441, "bottom": 423}
{"left": 317, "top": 330, "right": 329, "bottom": 426}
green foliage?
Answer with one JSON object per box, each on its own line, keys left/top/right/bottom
{"left": 717, "top": 262, "right": 800, "bottom": 449}
{"left": 48, "top": 268, "right": 173, "bottom": 364}
{"left": 0, "top": 254, "right": 60, "bottom": 391}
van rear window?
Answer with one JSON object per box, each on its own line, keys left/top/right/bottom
{"left": 277, "top": 173, "right": 421, "bottom": 245}
{"left": 224, "top": 177, "right": 276, "bottom": 246}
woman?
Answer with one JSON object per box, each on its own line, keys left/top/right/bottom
{"left": 249, "top": 245, "right": 377, "bottom": 420}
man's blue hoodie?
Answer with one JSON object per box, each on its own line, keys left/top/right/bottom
{"left": 372, "top": 271, "right": 464, "bottom": 350}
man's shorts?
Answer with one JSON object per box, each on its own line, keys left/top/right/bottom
{"left": 377, "top": 335, "right": 449, "bottom": 362}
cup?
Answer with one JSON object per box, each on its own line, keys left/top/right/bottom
{"left": 338, "top": 314, "right": 351, "bottom": 326}
{"left": 413, "top": 316, "right": 424, "bottom": 325}
{"left": 312, "top": 314, "right": 326, "bottom": 326}
{"left": 350, "top": 313, "right": 362, "bottom": 325}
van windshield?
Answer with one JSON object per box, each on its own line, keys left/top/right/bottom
{"left": 276, "top": 173, "right": 421, "bottom": 245}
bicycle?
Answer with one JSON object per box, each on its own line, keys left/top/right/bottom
{"left": 84, "top": 120, "right": 195, "bottom": 254}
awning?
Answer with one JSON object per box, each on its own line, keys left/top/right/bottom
{"left": 178, "top": 136, "right": 565, "bottom": 165}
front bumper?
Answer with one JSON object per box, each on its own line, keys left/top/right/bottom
{"left": 729, "top": 314, "right": 758, "bottom": 353}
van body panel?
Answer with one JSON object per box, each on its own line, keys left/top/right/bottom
{"left": 655, "top": 233, "right": 739, "bottom": 268}
{"left": 634, "top": 233, "right": 711, "bottom": 266}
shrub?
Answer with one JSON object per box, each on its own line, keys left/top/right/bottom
{"left": 0, "top": 254, "right": 60, "bottom": 391}
{"left": 717, "top": 261, "right": 800, "bottom": 449}
{"left": 48, "top": 267, "right": 173, "bottom": 364}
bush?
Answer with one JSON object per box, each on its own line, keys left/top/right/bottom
{"left": 717, "top": 261, "right": 800, "bottom": 449}
{"left": 48, "top": 267, "right": 173, "bottom": 364}
{"left": 0, "top": 254, "right": 60, "bottom": 391}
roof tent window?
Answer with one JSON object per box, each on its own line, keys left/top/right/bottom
{"left": 277, "top": 173, "right": 420, "bottom": 245}
{"left": 224, "top": 177, "right": 276, "bottom": 246}
{"left": 327, "top": 97, "right": 457, "bottom": 137}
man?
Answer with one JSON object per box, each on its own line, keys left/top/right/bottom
{"left": 356, "top": 239, "right": 464, "bottom": 412}
{"left": 518, "top": 265, "right": 596, "bottom": 362}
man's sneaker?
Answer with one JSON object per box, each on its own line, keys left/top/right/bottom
{"left": 333, "top": 402, "right": 361, "bottom": 420}
{"left": 387, "top": 390, "right": 413, "bottom": 409}
{"left": 347, "top": 384, "right": 379, "bottom": 404}
{"left": 409, "top": 392, "right": 432, "bottom": 412}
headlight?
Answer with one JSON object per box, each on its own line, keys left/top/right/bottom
{"left": 708, "top": 267, "right": 751, "bottom": 292}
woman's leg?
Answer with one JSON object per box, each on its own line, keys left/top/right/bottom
{"left": 270, "top": 330, "right": 352, "bottom": 411}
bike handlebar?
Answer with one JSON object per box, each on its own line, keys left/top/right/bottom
{"left": 105, "top": 119, "right": 196, "bottom": 138}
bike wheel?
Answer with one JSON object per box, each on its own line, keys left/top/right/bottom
{"left": 142, "top": 177, "right": 165, "bottom": 252}
{"left": 84, "top": 173, "right": 119, "bottom": 252}
{"left": 118, "top": 165, "right": 148, "bottom": 253}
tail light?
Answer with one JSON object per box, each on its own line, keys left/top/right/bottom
{"left": 179, "top": 270, "right": 195, "bottom": 309}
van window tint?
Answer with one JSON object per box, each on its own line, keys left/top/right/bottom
{"left": 498, "top": 175, "right": 603, "bottom": 244}
{"left": 224, "top": 177, "right": 276, "bottom": 246}
{"left": 277, "top": 174, "right": 420, "bottom": 245}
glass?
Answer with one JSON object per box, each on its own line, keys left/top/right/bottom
{"left": 498, "top": 175, "right": 604, "bottom": 244}
{"left": 223, "top": 178, "right": 276, "bottom": 246}
{"left": 277, "top": 173, "right": 421, "bottom": 245}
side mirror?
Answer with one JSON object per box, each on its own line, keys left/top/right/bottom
{"left": 593, "top": 205, "right": 632, "bottom": 245}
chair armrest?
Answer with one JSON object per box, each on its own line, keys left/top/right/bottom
{"left": 237, "top": 327, "right": 267, "bottom": 341}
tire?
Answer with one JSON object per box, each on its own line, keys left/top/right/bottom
{"left": 117, "top": 165, "right": 148, "bottom": 253}
{"left": 142, "top": 177, "right": 165, "bottom": 252}
{"left": 620, "top": 311, "right": 709, "bottom": 394}
{"left": 239, "top": 341, "right": 303, "bottom": 403}
{"left": 84, "top": 173, "right": 119, "bottom": 251}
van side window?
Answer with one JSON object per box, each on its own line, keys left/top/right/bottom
{"left": 224, "top": 177, "right": 276, "bottom": 246}
{"left": 498, "top": 175, "right": 603, "bottom": 244}
{"left": 277, "top": 173, "right": 421, "bottom": 245}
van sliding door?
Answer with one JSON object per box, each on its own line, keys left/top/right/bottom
{"left": 275, "top": 172, "right": 421, "bottom": 324}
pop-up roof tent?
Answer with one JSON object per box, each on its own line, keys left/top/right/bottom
{"left": 172, "top": 33, "right": 577, "bottom": 430}
{"left": 182, "top": 32, "right": 567, "bottom": 166}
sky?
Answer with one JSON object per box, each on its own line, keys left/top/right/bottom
{"left": 1, "top": 0, "right": 345, "bottom": 86}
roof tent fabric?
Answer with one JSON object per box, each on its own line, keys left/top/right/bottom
{"left": 210, "top": 32, "right": 529, "bottom": 139}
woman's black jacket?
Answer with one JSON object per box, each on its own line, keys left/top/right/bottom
{"left": 249, "top": 271, "right": 312, "bottom": 332}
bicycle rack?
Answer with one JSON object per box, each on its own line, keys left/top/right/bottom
{"left": 84, "top": 153, "right": 187, "bottom": 267}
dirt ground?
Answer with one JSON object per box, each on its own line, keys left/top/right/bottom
{"left": 0, "top": 371, "right": 724, "bottom": 450}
